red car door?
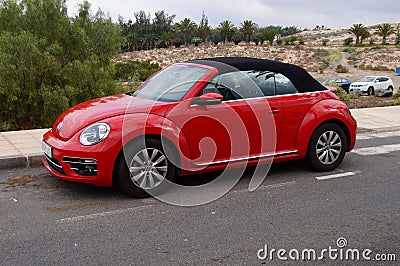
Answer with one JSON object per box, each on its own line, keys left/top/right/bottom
{"left": 188, "top": 72, "right": 283, "bottom": 167}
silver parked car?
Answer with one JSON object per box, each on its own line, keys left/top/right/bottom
{"left": 349, "top": 76, "right": 394, "bottom": 96}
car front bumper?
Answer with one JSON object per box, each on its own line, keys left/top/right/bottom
{"left": 349, "top": 86, "right": 368, "bottom": 94}
{"left": 42, "top": 129, "right": 121, "bottom": 187}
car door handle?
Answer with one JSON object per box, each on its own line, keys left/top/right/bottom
{"left": 269, "top": 108, "right": 281, "bottom": 115}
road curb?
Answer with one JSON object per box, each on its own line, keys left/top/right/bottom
{"left": 357, "top": 126, "right": 400, "bottom": 134}
{"left": 0, "top": 153, "right": 43, "bottom": 170}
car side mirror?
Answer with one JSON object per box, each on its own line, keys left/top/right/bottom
{"left": 374, "top": 80, "right": 379, "bottom": 83}
{"left": 193, "top": 92, "right": 223, "bottom": 106}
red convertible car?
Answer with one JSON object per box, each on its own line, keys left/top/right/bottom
{"left": 42, "top": 57, "right": 357, "bottom": 197}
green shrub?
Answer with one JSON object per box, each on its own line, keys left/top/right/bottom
{"left": 344, "top": 37, "right": 353, "bottom": 46}
{"left": 0, "top": 0, "right": 123, "bottom": 131}
{"left": 336, "top": 64, "right": 349, "bottom": 73}
{"left": 313, "top": 48, "right": 329, "bottom": 57}
{"left": 114, "top": 60, "right": 162, "bottom": 82}
{"left": 331, "top": 83, "right": 354, "bottom": 104}
{"left": 322, "top": 39, "right": 329, "bottom": 46}
{"left": 283, "top": 35, "right": 298, "bottom": 45}
{"left": 341, "top": 47, "right": 356, "bottom": 53}
{"left": 372, "top": 65, "right": 390, "bottom": 71}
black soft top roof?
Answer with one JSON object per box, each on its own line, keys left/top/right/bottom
{"left": 187, "top": 57, "right": 327, "bottom": 93}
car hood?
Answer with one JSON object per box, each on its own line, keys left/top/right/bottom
{"left": 351, "top": 82, "right": 370, "bottom": 86}
{"left": 53, "top": 94, "right": 168, "bottom": 140}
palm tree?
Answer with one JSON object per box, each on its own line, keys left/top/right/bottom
{"left": 201, "top": 24, "right": 211, "bottom": 44}
{"left": 218, "top": 20, "right": 235, "bottom": 44}
{"left": 349, "top": 23, "right": 367, "bottom": 45}
{"left": 143, "top": 33, "right": 157, "bottom": 50}
{"left": 160, "top": 32, "right": 174, "bottom": 48}
{"left": 240, "top": 20, "right": 258, "bottom": 43}
{"left": 360, "top": 29, "right": 370, "bottom": 44}
{"left": 128, "top": 33, "right": 140, "bottom": 51}
{"left": 176, "top": 18, "right": 197, "bottom": 46}
{"left": 375, "top": 23, "right": 395, "bottom": 44}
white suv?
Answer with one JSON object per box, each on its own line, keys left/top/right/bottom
{"left": 349, "top": 76, "right": 394, "bottom": 96}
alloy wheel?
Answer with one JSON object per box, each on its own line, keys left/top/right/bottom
{"left": 129, "top": 148, "right": 168, "bottom": 189}
{"left": 315, "top": 131, "right": 342, "bottom": 165}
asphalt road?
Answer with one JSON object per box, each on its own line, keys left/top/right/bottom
{"left": 0, "top": 131, "right": 399, "bottom": 265}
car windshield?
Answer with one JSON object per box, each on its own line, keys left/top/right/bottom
{"left": 358, "top": 77, "right": 375, "bottom": 82}
{"left": 132, "top": 64, "right": 209, "bottom": 102}
{"left": 323, "top": 79, "right": 335, "bottom": 84}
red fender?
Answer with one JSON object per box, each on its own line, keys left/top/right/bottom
{"left": 295, "top": 100, "right": 357, "bottom": 158}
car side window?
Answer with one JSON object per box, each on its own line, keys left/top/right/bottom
{"left": 200, "top": 71, "right": 299, "bottom": 100}
{"left": 199, "top": 72, "right": 265, "bottom": 101}
{"left": 245, "top": 70, "right": 276, "bottom": 96}
{"left": 275, "top": 73, "right": 298, "bottom": 95}
{"left": 220, "top": 72, "right": 265, "bottom": 99}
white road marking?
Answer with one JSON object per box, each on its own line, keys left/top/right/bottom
{"left": 315, "top": 171, "right": 358, "bottom": 181}
{"left": 357, "top": 131, "right": 400, "bottom": 140}
{"left": 56, "top": 205, "right": 154, "bottom": 224}
{"left": 352, "top": 144, "right": 400, "bottom": 156}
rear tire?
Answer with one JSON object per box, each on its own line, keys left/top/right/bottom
{"left": 306, "top": 123, "right": 347, "bottom": 172}
{"left": 115, "top": 138, "right": 177, "bottom": 198}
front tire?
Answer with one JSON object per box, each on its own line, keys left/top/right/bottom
{"left": 367, "top": 86, "right": 374, "bottom": 96}
{"left": 387, "top": 86, "right": 394, "bottom": 96}
{"left": 306, "top": 123, "right": 347, "bottom": 172}
{"left": 116, "top": 138, "right": 177, "bottom": 198}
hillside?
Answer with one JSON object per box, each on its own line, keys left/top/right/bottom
{"left": 117, "top": 45, "right": 400, "bottom": 87}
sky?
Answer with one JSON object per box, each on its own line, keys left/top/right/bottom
{"left": 66, "top": 0, "right": 400, "bottom": 30}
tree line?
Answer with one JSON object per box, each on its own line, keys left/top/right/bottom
{"left": 118, "top": 11, "right": 302, "bottom": 51}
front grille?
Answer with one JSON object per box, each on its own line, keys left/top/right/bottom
{"left": 62, "top": 157, "right": 98, "bottom": 176}
{"left": 45, "top": 155, "right": 65, "bottom": 175}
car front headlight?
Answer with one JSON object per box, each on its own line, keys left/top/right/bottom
{"left": 80, "top": 123, "right": 110, "bottom": 146}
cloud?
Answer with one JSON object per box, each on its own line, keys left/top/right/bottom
{"left": 66, "top": 0, "right": 400, "bottom": 29}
